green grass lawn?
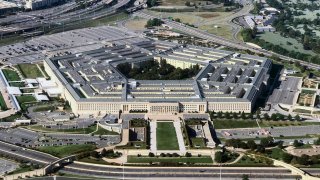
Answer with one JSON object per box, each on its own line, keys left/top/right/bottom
{"left": 213, "top": 120, "right": 258, "bottom": 129}
{"left": 116, "top": 141, "right": 147, "bottom": 149}
{"left": 78, "top": 157, "right": 110, "bottom": 165}
{"left": 127, "top": 156, "right": 213, "bottom": 164}
{"left": 26, "top": 125, "right": 97, "bottom": 134}
{"left": 191, "top": 138, "right": 206, "bottom": 148}
{"left": 9, "top": 82, "right": 25, "bottom": 87}
{"left": 156, "top": 122, "right": 179, "bottom": 150}
{"left": 0, "top": 92, "right": 7, "bottom": 110}
{"left": 16, "top": 64, "right": 43, "bottom": 78}
{"left": 16, "top": 95, "right": 37, "bottom": 111}
{"left": 33, "top": 105, "right": 56, "bottom": 112}
{"left": 93, "top": 126, "right": 119, "bottom": 135}
{"left": 16, "top": 95, "right": 36, "bottom": 104}
{"left": 37, "top": 144, "right": 96, "bottom": 158}
{"left": 1, "top": 113, "right": 22, "bottom": 122}
{"left": 2, "top": 69, "right": 21, "bottom": 81}
{"left": 232, "top": 155, "right": 273, "bottom": 167}
{"left": 213, "top": 119, "right": 320, "bottom": 129}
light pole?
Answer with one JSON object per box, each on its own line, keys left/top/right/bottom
{"left": 122, "top": 163, "right": 125, "bottom": 180}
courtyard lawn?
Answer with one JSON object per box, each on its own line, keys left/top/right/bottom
{"left": 16, "top": 95, "right": 37, "bottom": 111}
{"left": 0, "top": 92, "right": 7, "bottom": 110}
{"left": 2, "top": 69, "right": 21, "bottom": 81}
{"left": 156, "top": 122, "right": 179, "bottom": 150}
{"left": 16, "top": 64, "right": 43, "bottom": 78}
{"left": 127, "top": 156, "right": 213, "bottom": 164}
{"left": 191, "top": 138, "right": 206, "bottom": 148}
{"left": 37, "top": 144, "right": 96, "bottom": 158}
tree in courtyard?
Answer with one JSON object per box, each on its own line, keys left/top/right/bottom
{"left": 287, "top": 114, "right": 293, "bottom": 121}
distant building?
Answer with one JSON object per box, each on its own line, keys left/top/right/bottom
{"left": 25, "top": 0, "right": 64, "bottom": 10}
{"left": 0, "top": 0, "right": 18, "bottom": 15}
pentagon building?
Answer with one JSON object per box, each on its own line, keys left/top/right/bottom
{"left": 44, "top": 27, "right": 271, "bottom": 117}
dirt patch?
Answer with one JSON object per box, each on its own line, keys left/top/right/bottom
{"left": 197, "top": 13, "right": 219, "bottom": 18}
{"left": 125, "top": 18, "right": 148, "bottom": 30}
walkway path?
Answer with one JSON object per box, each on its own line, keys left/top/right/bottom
{"left": 150, "top": 121, "right": 157, "bottom": 153}
{"left": 173, "top": 121, "right": 186, "bottom": 154}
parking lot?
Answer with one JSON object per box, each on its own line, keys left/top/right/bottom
{"left": 217, "top": 125, "right": 320, "bottom": 139}
{"left": 0, "top": 127, "right": 120, "bottom": 148}
{"left": 0, "top": 159, "right": 18, "bottom": 176}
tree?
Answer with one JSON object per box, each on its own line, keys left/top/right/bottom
{"left": 294, "top": 115, "right": 301, "bottom": 121}
{"left": 185, "top": 1, "right": 191, "bottom": 6}
{"left": 90, "top": 151, "right": 100, "bottom": 159}
{"left": 263, "top": 113, "right": 270, "bottom": 120}
{"left": 215, "top": 151, "right": 227, "bottom": 163}
{"left": 287, "top": 114, "right": 292, "bottom": 121}
{"left": 271, "top": 113, "right": 278, "bottom": 121}
{"left": 242, "top": 174, "right": 249, "bottom": 180}
{"left": 297, "top": 154, "right": 309, "bottom": 165}
{"left": 247, "top": 140, "right": 257, "bottom": 150}
{"left": 100, "top": 148, "right": 107, "bottom": 157}
{"left": 148, "top": 152, "right": 155, "bottom": 157}
{"left": 260, "top": 137, "right": 274, "bottom": 147}
{"left": 146, "top": 0, "right": 157, "bottom": 7}
{"left": 314, "top": 137, "right": 320, "bottom": 145}
{"left": 282, "top": 153, "right": 294, "bottom": 163}
{"left": 241, "top": 111, "right": 246, "bottom": 119}
{"left": 293, "top": 140, "right": 303, "bottom": 147}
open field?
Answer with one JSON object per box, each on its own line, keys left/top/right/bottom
{"left": 156, "top": 122, "right": 179, "bottom": 150}
{"left": 147, "top": 10, "right": 232, "bottom": 26}
{"left": 16, "top": 64, "right": 43, "bottom": 78}
{"left": 127, "top": 156, "right": 213, "bottom": 164}
{"left": 2, "top": 69, "right": 21, "bottom": 81}
{"left": 200, "top": 24, "right": 233, "bottom": 40}
{"left": 125, "top": 17, "right": 148, "bottom": 30}
{"left": 37, "top": 144, "right": 96, "bottom": 158}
